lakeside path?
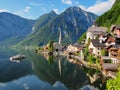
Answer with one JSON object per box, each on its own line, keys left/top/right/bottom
{"left": 70, "top": 55, "right": 118, "bottom": 79}
{"left": 70, "top": 55, "right": 101, "bottom": 70}
{"left": 40, "top": 51, "right": 117, "bottom": 79}
{"left": 40, "top": 51, "right": 100, "bottom": 69}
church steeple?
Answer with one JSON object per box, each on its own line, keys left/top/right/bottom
{"left": 58, "top": 28, "right": 62, "bottom": 44}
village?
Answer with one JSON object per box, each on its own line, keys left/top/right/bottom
{"left": 36, "top": 23, "right": 120, "bottom": 79}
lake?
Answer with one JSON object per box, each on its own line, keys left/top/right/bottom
{"left": 0, "top": 48, "right": 106, "bottom": 90}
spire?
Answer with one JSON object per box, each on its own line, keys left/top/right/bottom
{"left": 58, "top": 27, "right": 62, "bottom": 44}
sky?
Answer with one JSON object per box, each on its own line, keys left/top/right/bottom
{"left": 0, "top": 0, "right": 115, "bottom": 19}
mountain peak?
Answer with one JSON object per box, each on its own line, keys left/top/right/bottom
{"left": 18, "top": 6, "right": 97, "bottom": 46}
{"left": 67, "top": 6, "right": 82, "bottom": 12}
{"left": 70, "top": 6, "right": 82, "bottom": 10}
{"left": 49, "top": 10, "right": 58, "bottom": 15}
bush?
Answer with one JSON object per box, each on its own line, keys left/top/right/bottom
{"left": 106, "top": 68, "right": 120, "bottom": 90}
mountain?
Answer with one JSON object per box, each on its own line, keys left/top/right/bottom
{"left": 0, "top": 12, "right": 35, "bottom": 46}
{"left": 96, "top": 0, "right": 120, "bottom": 27}
{"left": 32, "top": 10, "right": 58, "bottom": 32}
{"left": 17, "top": 6, "right": 97, "bottom": 46}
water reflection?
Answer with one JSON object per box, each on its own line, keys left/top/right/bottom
{"left": 27, "top": 52, "right": 90, "bottom": 90}
{"left": 0, "top": 75, "right": 69, "bottom": 90}
{"left": 0, "top": 48, "right": 107, "bottom": 90}
{"left": 0, "top": 48, "right": 32, "bottom": 83}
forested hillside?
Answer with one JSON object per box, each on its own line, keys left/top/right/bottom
{"left": 96, "top": 0, "right": 120, "bottom": 27}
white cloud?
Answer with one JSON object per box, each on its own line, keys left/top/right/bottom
{"left": 14, "top": 6, "right": 31, "bottom": 17}
{"left": 86, "top": 0, "right": 115, "bottom": 15}
{"left": 23, "top": 6, "right": 31, "bottom": 12}
{"left": 0, "top": 9, "right": 9, "bottom": 12}
{"left": 61, "top": 0, "right": 72, "bottom": 5}
{"left": 29, "top": 2, "right": 41, "bottom": 6}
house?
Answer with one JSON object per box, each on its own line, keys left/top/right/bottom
{"left": 110, "top": 25, "right": 120, "bottom": 38}
{"left": 102, "top": 63, "right": 119, "bottom": 71}
{"left": 110, "top": 25, "right": 120, "bottom": 45}
{"left": 66, "top": 43, "right": 81, "bottom": 53}
{"left": 99, "top": 33, "right": 112, "bottom": 43}
{"left": 105, "top": 37, "right": 115, "bottom": 46}
{"left": 54, "top": 42, "right": 62, "bottom": 51}
{"left": 108, "top": 46, "right": 120, "bottom": 63}
{"left": 86, "top": 26, "right": 108, "bottom": 44}
{"left": 89, "top": 39, "right": 106, "bottom": 57}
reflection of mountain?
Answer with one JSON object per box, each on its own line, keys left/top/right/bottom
{"left": 0, "top": 75, "right": 69, "bottom": 90}
{"left": 26, "top": 52, "right": 90, "bottom": 90}
{"left": 0, "top": 48, "right": 32, "bottom": 82}
{"left": 11, "top": 49, "right": 107, "bottom": 90}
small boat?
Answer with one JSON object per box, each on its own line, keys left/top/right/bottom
{"left": 10, "top": 54, "right": 26, "bottom": 62}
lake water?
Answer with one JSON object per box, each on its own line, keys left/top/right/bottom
{"left": 0, "top": 48, "right": 106, "bottom": 90}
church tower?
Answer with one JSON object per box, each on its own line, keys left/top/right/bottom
{"left": 58, "top": 28, "right": 62, "bottom": 45}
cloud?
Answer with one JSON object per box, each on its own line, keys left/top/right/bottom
{"left": 61, "top": 0, "right": 72, "bottom": 5}
{"left": 0, "top": 9, "right": 9, "bottom": 12}
{"left": 14, "top": 6, "right": 31, "bottom": 17}
{"left": 29, "top": 2, "right": 41, "bottom": 6}
{"left": 86, "top": 0, "right": 115, "bottom": 15}
{"left": 23, "top": 6, "right": 31, "bottom": 12}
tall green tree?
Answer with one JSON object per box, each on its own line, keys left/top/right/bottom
{"left": 78, "top": 32, "right": 86, "bottom": 43}
{"left": 48, "top": 40, "right": 54, "bottom": 52}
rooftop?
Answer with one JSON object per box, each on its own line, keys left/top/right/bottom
{"left": 110, "top": 25, "right": 120, "bottom": 31}
{"left": 88, "top": 26, "right": 108, "bottom": 33}
{"left": 102, "top": 63, "right": 118, "bottom": 71}
{"left": 91, "top": 39, "right": 106, "bottom": 47}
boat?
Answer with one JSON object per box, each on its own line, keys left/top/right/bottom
{"left": 10, "top": 54, "right": 26, "bottom": 62}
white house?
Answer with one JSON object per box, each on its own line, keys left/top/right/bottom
{"left": 86, "top": 26, "right": 108, "bottom": 44}
{"left": 89, "top": 39, "right": 106, "bottom": 57}
{"left": 66, "top": 44, "right": 81, "bottom": 53}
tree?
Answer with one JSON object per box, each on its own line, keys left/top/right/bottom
{"left": 48, "top": 40, "right": 54, "bottom": 52}
{"left": 83, "top": 47, "right": 89, "bottom": 57}
{"left": 88, "top": 54, "right": 97, "bottom": 63}
{"left": 78, "top": 32, "right": 86, "bottom": 43}
{"left": 101, "top": 49, "right": 108, "bottom": 56}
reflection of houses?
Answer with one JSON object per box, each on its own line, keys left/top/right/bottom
{"left": 86, "top": 26, "right": 107, "bottom": 44}
{"left": 89, "top": 39, "right": 106, "bottom": 57}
